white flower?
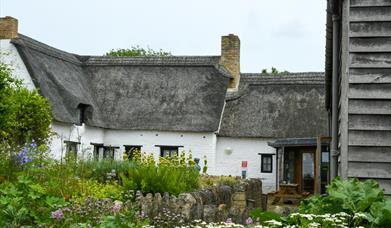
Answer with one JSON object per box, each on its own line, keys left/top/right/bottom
{"left": 353, "top": 212, "right": 367, "bottom": 219}
{"left": 308, "top": 222, "right": 320, "bottom": 227}
{"left": 337, "top": 212, "right": 349, "bottom": 217}
{"left": 300, "top": 214, "right": 314, "bottom": 220}
{"left": 265, "top": 219, "right": 283, "bottom": 226}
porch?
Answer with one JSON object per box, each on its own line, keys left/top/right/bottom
{"left": 268, "top": 137, "right": 331, "bottom": 200}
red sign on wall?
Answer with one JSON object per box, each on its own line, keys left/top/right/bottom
{"left": 241, "top": 161, "right": 248, "bottom": 168}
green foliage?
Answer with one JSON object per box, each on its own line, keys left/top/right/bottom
{"left": 0, "top": 62, "right": 21, "bottom": 90}
{"left": 54, "top": 197, "right": 147, "bottom": 227}
{"left": 72, "top": 179, "right": 123, "bottom": 203}
{"left": 249, "top": 208, "right": 282, "bottom": 226}
{"left": 199, "top": 175, "right": 239, "bottom": 188}
{"left": 76, "top": 159, "right": 137, "bottom": 182}
{"left": 0, "top": 61, "right": 52, "bottom": 147}
{"left": 300, "top": 177, "right": 385, "bottom": 215}
{"left": 260, "top": 67, "right": 289, "bottom": 76}
{"left": 299, "top": 194, "right": 342, "bottom": 215}
{"left": 105, "top": 46, "right": 172, "bottom": 57}
{"left": 120, "top": 151, "right": 199, "bottom": 195}
{"left": 299, "top": 177, "right": 391, "bottom": 227}
{"left": 367, "top": 200, "right": 391, "bottom": 227}
{"left": 0, "top": 175, "right": 65, "bottom": 226}
{"left": 327, "top": 177, "right": 384, "bottom": 213}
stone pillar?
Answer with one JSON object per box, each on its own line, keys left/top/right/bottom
{"left": 220, "top": 34, "right": 240, "bottom": 90}
{"left": 0, "top": 16, "right": 18, "bottom": 39}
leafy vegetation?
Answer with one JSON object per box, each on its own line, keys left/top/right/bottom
{"left": 261, "top": 67, "right": 289, "bottom": 76}
{"left": 199, "top": 175, "right": 239, "bottom": 188}
{"left": 105, "top": 46, "right": 172, "bottom": 57}
{"left": 0, "top": 175, "right": 65, "bottom": 226}
{"left": 0, "top": 62, "right": 52, "bottom": 147}
{"left": 249, "top": 209, "right": 283, "bottom": 226}
{"left": 120, "top": 150, "right": 200, "bottom": 195}
{"left": 297, "top": 177, "right": 391, "bottom": 227}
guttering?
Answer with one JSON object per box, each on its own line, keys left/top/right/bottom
{"left": 330, "top": 13, "right": 341, "bottom": 180}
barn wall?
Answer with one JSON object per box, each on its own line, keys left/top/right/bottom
{"left": 343, "top": 0, "right": 391, "bottom": 195}
{"left": 215, "top": 137, "right": 277, "bottom": 193}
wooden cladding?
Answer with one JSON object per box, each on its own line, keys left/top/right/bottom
{"left": 351, "top": 0, "right": 391, "bottom": 7}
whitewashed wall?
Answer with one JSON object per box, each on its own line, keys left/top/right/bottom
{"left": 103, "top": 130, "right": 216, "bottom": 173}
{"left": 0, "top": 39, "right": 35, "bottom": 90}
{"left": 216, "top": 137, "right": 277, "bottom": 193}
{"left": 50, "top": 121, "right": 105, "bottom": 160}
{"left": 50, "top": 121, "right": 215, "bottom": 172}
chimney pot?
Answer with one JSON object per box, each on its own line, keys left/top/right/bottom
{"left": 0, "top": 16, "right": 18, "bottom": 39}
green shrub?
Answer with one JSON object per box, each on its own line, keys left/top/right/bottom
{"left": 120, "top": 152, "right": 199, "bottom": 195}
{"left": 76, "top": 159, "right": 137, "bottom": 182}
{"left": 199, "top": 175, "right": 239, "bottom": 188}
{"left": 299, "top": 177, "right": 391, "bottom": 227}
{"left": 0, "top": 62, "right": 52, "bottom": 147}
{"left": 0, "top": 175, "right": 65, "bottom": 226}
{"left": 367, "top": 200, "right": 391, "bottom": 227}
{"left": 72, "top": 179, "right": 123, "bottom": 203}
{"left": 0, "top": 61, "right": 52, "bottom": 181}
{"left": 105, "top": 46, "right": 171, "bottom": 57}
{"left": 249, "top": 208, "right": 282, "bottom": 226}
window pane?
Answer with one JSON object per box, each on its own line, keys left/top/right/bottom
{"left": 160, "top": 146, "right": 179, "bottom": 158}
{"left": 125, "top": 146, "right": 141, "bottom": 160}
{"left": 261, "top": 155, "right": 272, "bottom": 173}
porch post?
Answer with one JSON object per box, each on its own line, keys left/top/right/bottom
{"left": 315, "top": 136, "right": 322, "bottom": 194}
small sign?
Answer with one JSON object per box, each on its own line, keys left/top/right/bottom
{"left": 241, "top": 161, "right": 248, "bottom": 168}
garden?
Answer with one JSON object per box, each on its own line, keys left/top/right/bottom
{"left": 1, "top": 62, "right": 391, "bottom": 227}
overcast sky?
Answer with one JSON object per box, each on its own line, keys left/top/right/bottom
{"left": 2, "top": 0, "right": 326, "bottom": 73}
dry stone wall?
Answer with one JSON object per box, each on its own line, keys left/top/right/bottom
{"left": 135, "top": 178, "right": 263, "bottom": 224}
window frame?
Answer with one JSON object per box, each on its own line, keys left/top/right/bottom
{"left": 77, "top": 103, "right": 90, "bottom": 126}
{"left": 156, "top": 145, "right": 183, "bottom": 158}
{"left": 124, "top": 145, "right": 142, "bottom": 160}
{"left": 91, "top": 143, "right": 104, "bottom": 160}
{"left": 103, "top": 146, "right": 119, "bottom": 160}
{"left": 64, "top": 140, "right": 80, "bottom": 158}
{"left": 261, "top": 154, "right": 273, "bottom": 173}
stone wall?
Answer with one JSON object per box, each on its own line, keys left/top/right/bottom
{"left": 136, "top": 178, "right": 263, "bottom": 224}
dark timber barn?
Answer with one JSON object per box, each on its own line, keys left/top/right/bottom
{"left": 326, "top": 0, "right": 391, "bottom": 196}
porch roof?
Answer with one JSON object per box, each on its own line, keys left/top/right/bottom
{"left": 268, "top": 137, "right": 330, "bottom": 148}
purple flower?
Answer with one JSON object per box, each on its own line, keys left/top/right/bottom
{"left": 30, "top": 140, "right": 37, "bottom": 149}
{"left": 113, "top": 201, "right": 122, "bottom": 214}
{"left": 226, "top": 217, "right": 233, "bottom": 224}
{"left": 51, "top": 209, "right": 63, "bottom": 220}
{"left": 140, "top": 210, "right": 145, "bottom": 218}
{"left": 16, "top": 146, "right": 33, "bottom": 165}
{"left": 246, "top": 217, "right": 253, "bottom": 225}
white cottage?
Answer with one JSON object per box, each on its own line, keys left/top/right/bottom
{"left": 0, "top": 16, "right": 328, "bottom": 193}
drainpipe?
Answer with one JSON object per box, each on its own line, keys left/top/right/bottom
{"left": 330, "top": 14, "right": 340, "bottom": 180}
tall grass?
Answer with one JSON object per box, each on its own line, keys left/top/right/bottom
{"left": 75, "top": 151, "right": 200, "bottom": 196}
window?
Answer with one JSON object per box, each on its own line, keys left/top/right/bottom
{"left": 77, "top": 104, "right": 89, "bottom": 125}
{"left": 159, "top": 146, "right": 180, "bottom": 158}
{"left": 64, "top": 140, "right": 79, "bottom": 159}
{"left": 103, "top": 146, "right": 117, "bottom": 160}
{"left": 91, "top": 143, "right": 104, "bottom": 160}
{"left": 124, "top": 145, "right": 142, "bottom": 160}
{"left": 261, "top": 154, "right": 273, "bottom": 173}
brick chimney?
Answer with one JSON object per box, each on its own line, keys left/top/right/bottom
{"left": 0, "top": 16, "right": 18, "bottom": 39}
{"left": 220, "top": 34, "right": 240, "bottom": 90}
